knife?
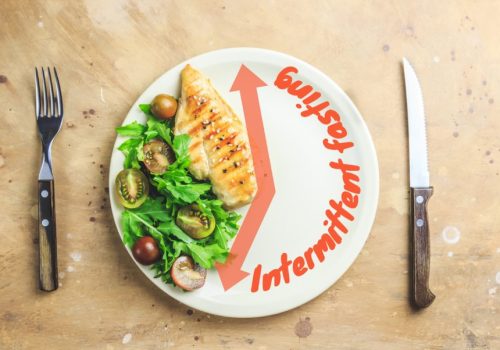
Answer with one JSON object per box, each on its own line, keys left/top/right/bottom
{"left": 403, "top": 57, "right": 435, "bottom": 308}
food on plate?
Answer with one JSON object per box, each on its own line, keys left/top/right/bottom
{"left": 150, "top": 94, "right": 178, "bottom": 120}
{"left": 175, "top": 64, "right": 257, "bottom": 209}
{"left": 142, "top": 139, "right": 174, "bottom": 175}
{"left": 170, "top": 255, "right": 207, "bottom": 291}
{"left": 115, "top": 65, "right": 253, "bottom": 290}
{"left": 115, "top": 168, "right": 149, "bottom": 208}
{"left": 176, "top": 204, "right": 215, "bottom": 240}
{"left": 132, "top": 236, "right": 161, "bottom": 265}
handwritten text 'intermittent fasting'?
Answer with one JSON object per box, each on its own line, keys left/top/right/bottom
{"left": 250, "top": 66, "right": 361, "bottom": 292}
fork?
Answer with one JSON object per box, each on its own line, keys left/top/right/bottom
{"left": 35, "top": 67, "right": 63, "bottom": 291}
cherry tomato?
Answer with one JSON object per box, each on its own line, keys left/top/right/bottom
{"left": 132, "top": 236, "right": 161, "bottom": 265}
{"left": 176, "top": 204, "right": 215, "bottom": 239}
{"left": 151, "top": 94, "right": 177, "bottom": 120}
{"left": 142, "top": 139, "right": 174, "bottom": 175}
{"left": 170, "top": 255, "right": 206, "bottom": 291}
{"left": 115, "top": 169, "right": 149, "bottom": 208}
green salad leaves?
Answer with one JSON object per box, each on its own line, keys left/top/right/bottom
{"left": 116, "top": 104, "right": 241, "bottom": 284}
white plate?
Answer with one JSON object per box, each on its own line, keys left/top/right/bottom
{"left": 109, "top": 48, "right": 379, "bottom": 318}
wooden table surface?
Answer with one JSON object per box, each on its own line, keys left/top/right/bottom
{"left": 1, "top": 1, "right": 499, "bottom": 349}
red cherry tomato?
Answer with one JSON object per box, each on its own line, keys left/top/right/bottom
{"left": 170, "top": 255, "right": 206, "bottom": 291}
{"left": 132, "top": 236, "right": 160, "bottom": 265}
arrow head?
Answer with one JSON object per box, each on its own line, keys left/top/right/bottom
{"left": 230, "top": 64, "right": 267, "bottom": 92}
{"left": 215, "top": 258, "right": 250, "bottom": 291}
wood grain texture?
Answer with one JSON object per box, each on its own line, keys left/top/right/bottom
{"left": 0, "top": 1, "right": 499, "bottom": 349}
{"left": 410, "top": 187, "right": 434, "bottom": 308}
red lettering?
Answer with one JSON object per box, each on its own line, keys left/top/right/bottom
{"left": 300, "top": 101, "right": 330, "bottom": 118}
{"left": 329, "top": 199, "right": 355, "bottom": 222}
{"left": 280, "top": 253, "right": 292, "bottom": 283}
{"left": 251, "top": 264, "right": 262, "bottom": 292}
{"left": 323, "top": 139, "right": 354, "bottom": 153}
{"left": 342, "top": 191, "right": 358, "bottom": 209}
{"left": 328, "top": 227, "right": 343, "bottom": 244}
{"left": 327, "top": 121, "right": 347, "bottom": 139}
{"left": 303, "top": 91, "right": 322, "bottom": 105}
{"left": 304, "top": 248, "right": 315, "bottom": 269}
{"left": 313, "top": 233, "right": 336, "bottom": 262}
{"left": 293, "top": 256, "right": 308, "bottom": 276}
{"left": 318, "top": 109, "right": 340, "bottom": 125}
{"left": 325, "top": 207, "right": 348, "bottom": 234}
{"left": 253, "top": 66, "right": 364, "bottom": 294}
{"left": 274, "top": 66, "right": 298, "bottom": 89}
{"left": 263, "top": 268, "right": 281, "bottom": 291}
{"left": 288, "top": 81, "right": 313, "bottom": 99}
{"left": 329, "top": 159, "right": 361, "bottom": 194}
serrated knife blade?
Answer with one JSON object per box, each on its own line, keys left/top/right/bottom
{"left": 403, "top": 57, "right": 430, "bottom": 188}
{"left": 403, "top": 57, "right": 435, "bottom": 309}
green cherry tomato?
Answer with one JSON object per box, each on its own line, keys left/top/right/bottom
{"left": 115, "top": 168, "right": 149, "bottom": 208}
{"left": 176, "top": 204, "right": 215, "bottom": 239}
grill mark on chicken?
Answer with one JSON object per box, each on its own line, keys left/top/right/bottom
{"left": 174, "top": 64, "right": 257, "bottom": 209}
{"left": 219, "top": 133, "right": 237, "bottom": 147}
{"left": 211, "top": 153, "right": 249, "bottom": 172}
{"left": 190, "top": 154, "right": 203, "bottom": 165}
{"left": 211, "top": 147, "right": 246, "bottom": 167}
{"left": 189, "top": 139, "right": 203, "bottom": 151}
{"left": 224, "top": 147, "right": 243, "bottom": 162}
{"left": 192, "top": 102, "right": 209, "bottom": 117}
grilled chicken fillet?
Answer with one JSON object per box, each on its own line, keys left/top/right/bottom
{"left": 174, "top": 65, "right": 257, "bottom": 209}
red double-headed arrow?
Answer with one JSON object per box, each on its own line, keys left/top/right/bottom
{"left": 215, "top": 65, "right": 276, "bottom": 291}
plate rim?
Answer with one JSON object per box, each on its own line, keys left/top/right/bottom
{"left": 108, "top": 47, "right": 380, "bottom": 318}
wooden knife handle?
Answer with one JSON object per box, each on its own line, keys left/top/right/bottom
{"left": 410, "top": 187, "right": 435, "bottom": 308}
{"left": 38, "top": 179, "right": 58, "bottom": 291}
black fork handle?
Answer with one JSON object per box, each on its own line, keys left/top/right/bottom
{"left": 38, "top": 179, "right": 58, "bottom": 291}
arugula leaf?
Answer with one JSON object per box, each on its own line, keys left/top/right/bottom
{"left": 139, "top": 103, "right": 151, "bottom": 115}
{"left": 144, "top": 129, "right": 159, "bottom": 142}
{"left": 173, "top": 134, "right": 190, "bottom": 157}
{"left": 121, "top": 211, "right": 143, "bottom": 247}
{"left": 166, "top": 182, "right": 211, "bottom": 203}
{"left": 117, "top": 102, "right": 243, "bottom": 288}
{"left": 146, "top": 117, "right": 173, "bottom": 146}
{"left": 197, "top": 198, "right": 241, "bottom": 249}
{"left": 212, "top": 225, "right": 230, "bottom": 250}
{"left": 122, "top": 198, "right": 193, "bottom": 242}
{"left": 118, "top": 138, "right": 143, "bottom": 169}
{"left": 130, "top": 197, "right": 170, "bottom": 222}
{"left": 157, "top": 220, "right": 194, "bottom": 243}
{"left": 153, "top": 169, "right": 211, "bottom": 204}
{"left": 162, "top": 168, "right": 192, "bottom": 184}
{"left": 186, "top": 242, "right": 228, "bottom": 268}
{"left": 116, "top": 121, "right": 146, "bottom": 137}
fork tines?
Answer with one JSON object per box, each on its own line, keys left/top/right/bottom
{"left": 35, "top": 67, "right": 63, "bottom": 119}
